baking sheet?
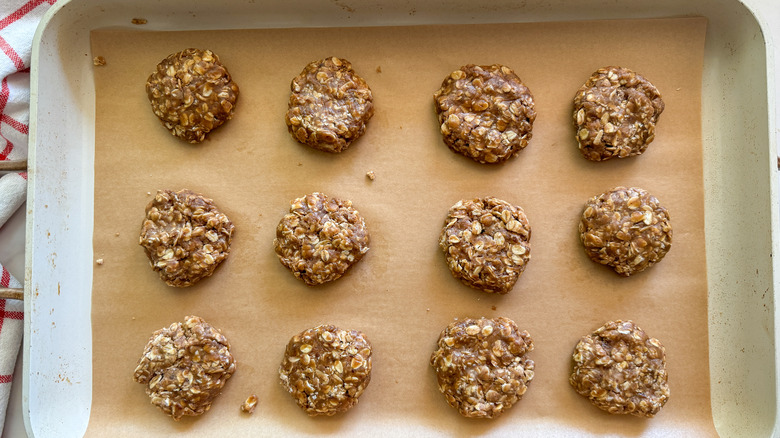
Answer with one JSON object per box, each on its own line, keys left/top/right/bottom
{"left": 89, "top": 17, "right": 712, "bottom": 436}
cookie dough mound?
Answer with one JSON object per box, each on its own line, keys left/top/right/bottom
{"left": 434, "top": 64, "right": 536, "bottom": 164}
{"left": 132, "top": 315, "right": 236, "bottom": 420}
{"left": 579, "top": 186, "right": 672, "bottom": 276}
{"left": 285, "top": 57, "right": 374, "bottom": 153}
{"left": 139, "top": 189, "right": 234, "bottom": 287}
{"left": 146, "top": 48, "right": 239, "bottom": 143}
{"left": 573, "top": 66, "right": 664, "bottom": 161}
{"left": 570, "top": 320, "right": 670, "bottom": 417}
{"left": 430, "top": 317, "right": 535, "bottom": 419}
{"left": 279, "top": 325, "right": 373, "bottom": 416}
{"left": 439, "top": 197, "right": 531, "bottom": 294}
{"left": 274, "top": 192, "right": 370, "bottom": 286}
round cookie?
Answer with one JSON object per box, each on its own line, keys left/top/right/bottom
{"left": 434, "top": 64, "right": 536, "bottom": 164}
{"left": 132, "top": 315, "right": 236, "bottom": 420}
{"left": 274, "top": 192, "right": 370, "bottom": 286}
{"left": 285, "top": 57, "right": 374, "bottom": 153}
{"left": 139, "top": 189, "right": 234, "bottom": 287}
{"left": 439, "top": 197, "right": 531, "bottom": 294}
{"left": 579, "top": 186, "right": 672, "bottom": 276}
{"left": 570, "top": 320, "right": 670, "bottom": 417}
{"left": 279, "top": 325, "right": 373, "bottom": 416}
{"left": 573, "top": 66, "right": 664, "bottom": 161}
{"left": 146, "top": 48, "right": 239, "bottom": 143}
{"left": 430, "top": 317, "right": 535, "bottom": 419}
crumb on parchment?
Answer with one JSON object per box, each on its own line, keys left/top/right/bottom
{"left": 241, "top": 394, "right": 258, "bottom": 414}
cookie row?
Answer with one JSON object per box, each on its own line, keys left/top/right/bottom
{"left": 138, "top": 188, "right": 672, "bottom": 290}
{"left": 145, "top": 50, "right": 664, "bottom": 163}
{"left": 132, "top": 316, "right": 669, "bottom": 420}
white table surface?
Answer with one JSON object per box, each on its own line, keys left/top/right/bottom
{"left": 1, "top": 0, "right": 778, "bottom": 436}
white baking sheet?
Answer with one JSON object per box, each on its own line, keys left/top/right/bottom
{"left": 25, "top": 0, "right": 778, "bottom": 437}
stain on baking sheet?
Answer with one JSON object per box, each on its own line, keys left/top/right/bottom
{"left": 330, "top": 0, "right": 355, "bottom": 13}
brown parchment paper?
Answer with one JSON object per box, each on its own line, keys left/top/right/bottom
{"left": 89, "top": 18, "right": 712, "bottom": 437}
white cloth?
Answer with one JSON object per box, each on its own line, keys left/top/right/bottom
{"left": 0, "top": 267, "right": 23, "bottom": 434}
{"left": 0, "top": 172, "right": 26, "bottom": 226}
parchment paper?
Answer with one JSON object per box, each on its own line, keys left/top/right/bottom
{"left": 90, "top": 18, "right": 712, "bottom": 436}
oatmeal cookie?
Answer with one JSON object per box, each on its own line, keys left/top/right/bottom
{"left": 430, "top": 317, "right": 535, "bottom": 419}
{"left": 132, "top": 315, "right": 236, "bottom": 420}
{"left": 146, "top": 48, "right": 239, "bottom": 143}
{"left": 285, "top": 57, "right": 374, "bottom": 153}
{"left": 279, "top": 325, "right": 372, "bottom": 416}
{"left": 573, "top": 66, "right": 664, "bottom": 161}
{"left": 139, "top": 189, "right": 234, "bottom": 287}
{"left": 440, "top": 197, "right": 531, "bottom": 294}
{"left": 570, "top": 320, "right": 670, "bottom": 417}
{"left": 434, "top": 64, "right": 536, "bottom": 164}
{"left": 579, "top": 186, "right": 672, "bottom": 276}
{"left": 274, "top": 192, "right": 370, "bottom": 285}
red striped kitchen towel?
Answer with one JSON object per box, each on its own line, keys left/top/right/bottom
{"left": 0, "top": 268, "right": 23, "bottom": 433}
{"left": 1, "top": 0, "right": 57, "bottom": 431}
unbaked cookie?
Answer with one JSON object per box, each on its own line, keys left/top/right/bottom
{"left": 279, "top": 325, "right": 372, "bottom": 416}
{"left": 570, "top": 320, "right": 670, "bottom": 417}
{"left": 434, "top": 64, "right": 536, "bottom": 164}
{"left": 285, "top": 57, "right": 374, "bottom": 153}
{"left": 274, "top": 192, "right": 370, "bottom": 286}
{"left": 146, "top": 48, "right": 239, "bottom": 143}
{"left": 139, "top": 189, "right": 234, "bottom": 287}
{"left": 579, "top": 186, "right": 672, "bottom": 276}
{"left": 132, "top": 315, "right": 236, "bottom": 420}
{"left": 573, "top": 66, "right": 664, "bottom": 161}
{"left": 439, "top": 197, "right": 531, "bottom": 294}
{"left": 430, "top": 317, "right": 535, "bottom": 419}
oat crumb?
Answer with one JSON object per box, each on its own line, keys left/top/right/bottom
{"left": 92, "top": 56, "right": 106, "bottom": 66}
{"left": 366, "top": 170, "right": 376, "bottom": 181}
{"left": 96, "top": 258, "right": 104, "bottom": 265}
{"left": 147, "top": 191, "right": 152, "bottom": 196}
{"left": 114, "top": 232, "right": 120, "bottom": 237}
{"left": 376, "top": 66, "right": 382, "bottom": 73}
{"left": 491, "top": 305, "right": 497, "bottom": 311}
{"left": 131, "top": 18, "right": 147, "bottom": 25}
{"left": 241, "top": 394, "right": 258, "bottom": 414}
